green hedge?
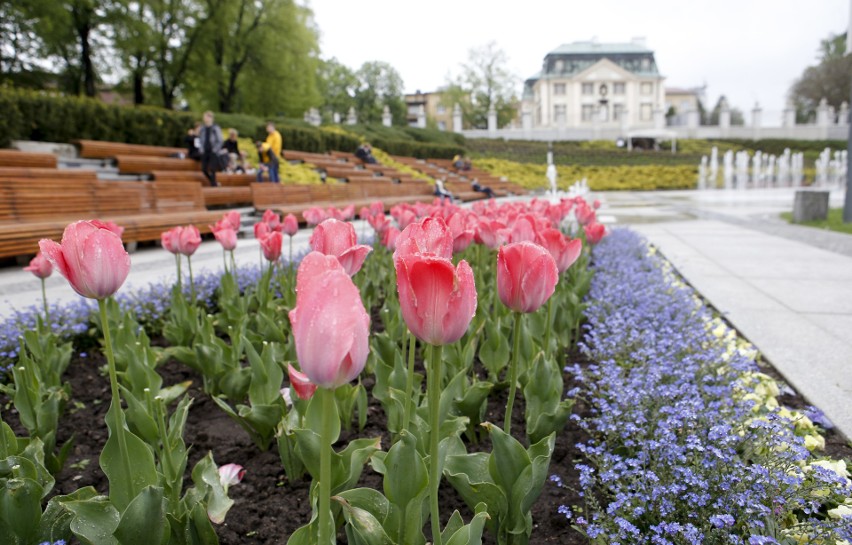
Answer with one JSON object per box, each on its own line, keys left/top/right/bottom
{"left": 0, "top": 86, "right": 463, "bottom": 158}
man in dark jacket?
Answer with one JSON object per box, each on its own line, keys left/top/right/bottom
{"left": 198, "top": 111, "right": 224, "bottom": 187}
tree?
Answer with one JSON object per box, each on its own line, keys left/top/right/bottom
{"left": 317, "top": 58, "right": 358, "bottom": 121}
{"left": 180, "top": 0, "right": 320, "bottom": 117}
{"left": 445, "top": 42, "right": 518, "bottom": 129}
{"left": 707, "top": 95, "right": 745, "bottom": 126}
{"left": 354, "top": 61, "right": 405, "bottom": 125}
{"left": 109, "top": 0, "right": 156, "bottom": 104}
{"left": 789, "top": 31, "right": 852, "bottom": 123}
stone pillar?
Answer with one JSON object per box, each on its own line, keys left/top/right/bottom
{"left": 346, "top": 107, "right": 357, "bottom": 125}
{"left": 782, "top": 101, "right": 796, "bottom": 128}
{"left": 453, "top": 104, "right": 463, "bottom": 132}
{"left": 521, "top": 107, "right": 532, "bottom": 131}
{"left": 839, "top": 102, "right": 849, "bottom": 126}
{"left": 719, "top": 97, "right": 731, "bottom": 136}
{"left": 687, "top": 108, "right": 700, "bottom": 130}
{"left": 751, "top": 102, "right": 762, "bottom": 139}
{"left": 304, "top": 108, "right": 321, "bottom": 126}
{"left": 816, "top": 98, "right": 830, "bottom": 127}
{"left": 653, "top": 106, "right": 665, "bottom": 130}
{"left": 793, "top": 190, "right": 830, "bottom": 222}
{"left": 416, "top": 105, "right": 426, "bottom": 129}
{"left": 487, "top": 105, "right": 497, "bottom": 133}
{"left": 381, "top": 105, "right": 392, "bottom": 127}
{"left": 619, "top": 108, "right": 629, "bottom": 134}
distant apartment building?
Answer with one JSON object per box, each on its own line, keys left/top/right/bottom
{"left": 521, "top": 38, "right": 666, "bottom": 129}
{"left": 404, "top": 90, "right": 454, "bottom": 130}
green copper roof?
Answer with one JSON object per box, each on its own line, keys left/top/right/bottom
{"left": 549, "top": 41, "right": 652, "bottom": 55}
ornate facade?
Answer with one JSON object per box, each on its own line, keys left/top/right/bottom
{"left": 522, "top": 39, "right": 665, "bottom": 129}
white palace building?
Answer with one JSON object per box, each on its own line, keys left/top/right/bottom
{"left": 522, "top": 38, "right": 664, "bottom": 131}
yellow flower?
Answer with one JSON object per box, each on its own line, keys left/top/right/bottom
{"left": 804, "top": 434, "right": 826, "bottom": 452}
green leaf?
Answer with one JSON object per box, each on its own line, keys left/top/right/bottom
{"left": 64, "top": 496, "right": 120, "bottom": 545}
{"left": 0, "top": 475, "right": 44, "bottom": 544}
{"left": 38, "top": 486, "right": 99, "bottom": 543}
{"left": 114, "top": 486, "right": 167, "bottom": 545}
{"left": 99, "top": 401, "right": 159, "bottom": 513}
{"left": 335, "top": 495, "right": 394, "bottom": 545}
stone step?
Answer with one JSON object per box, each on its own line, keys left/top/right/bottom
{"left": 58, "top": 157, "right": 113, "bottom": 170}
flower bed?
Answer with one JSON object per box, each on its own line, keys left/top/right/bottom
{"left": 562, "top": 229, "right": 852, "bottom": 544}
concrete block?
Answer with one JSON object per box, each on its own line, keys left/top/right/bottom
{"left": 792, "top": 190, "right": 829, "bottom": 222}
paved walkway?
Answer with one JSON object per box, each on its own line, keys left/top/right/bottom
{"left": 601, "top": 187, "right": 852, "bottom": 439}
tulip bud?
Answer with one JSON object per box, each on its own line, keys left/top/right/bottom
{"left": 497, "top": 241, "right": 558, "bottom": 313}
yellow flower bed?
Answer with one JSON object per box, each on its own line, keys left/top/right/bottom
{"left": 475, "top": 157, "right": 697, "bottom": 191}
{"left": 371, "top": 148, "right": 434, "bottom": 183}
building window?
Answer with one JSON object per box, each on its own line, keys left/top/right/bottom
{"left": 554, "top": 104, "right": 567, "bottom": 124}
{"left": 581, "top": 104, "right": 596, "bottom": 122}
{"left": 436, "top": 105, "right": 446, "bottom": 115}
{"left": 640, "top": 103, "right": 653, "bottom": 121}
{"left": 613, "top": 103, "right": 624, "bottom": 121}
{"left": 641, "top": 82, "right": 653, "bottom": 95}
{"left": 554, "top": 60, "right": 564, "bottom": 73}
{"left": 553, "top": 83, "right": 566, "bottom": 96}
{"left": 582, "top": 83, "right": 594, "bottom": 95}
{"left": 613, "top": 82, "right": 625, "bottom": 95}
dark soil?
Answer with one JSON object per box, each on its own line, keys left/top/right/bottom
{"left": 3, "top": 337, "right": 848, "bottom": 545}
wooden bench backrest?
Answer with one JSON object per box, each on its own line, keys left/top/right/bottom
{"left": 76, "top": 140, "right": 184, "bottom": 159}
{"left": 116, "top": 155, "right": 199, "bottom": 174}
{"left": 0, "top": 167, "right": 96, "bottom": 180}
{"left": 251, "top": 183, "right": 316, "bottom": 208}
{"left": 2, "top": 179, "right": 96, "bottom": 221}
{"left": 95, "top": 181, "right": 156, "bottom": 216}
{"left": 0, "top": 150, "right": 58, "bottom": 169}
{"left": 153, "top": 181, "right": 205, "bottom": 212}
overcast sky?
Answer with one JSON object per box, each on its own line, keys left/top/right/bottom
{"left": 310, "top": 0, "right": 850, "bottom": 124}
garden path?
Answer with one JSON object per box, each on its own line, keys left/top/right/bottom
{"left": 630, "top": 213, "right": 852, "bottom": 441}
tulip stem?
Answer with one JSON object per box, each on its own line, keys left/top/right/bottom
{"left": 175, "top": 254, "right": 182, "bottom": 291}
{"left": 40, "top": 278, "right": 50, "bottom": 327}
{"left": 288, "top": 236, "right": 293, "bottom": 267}
{"left": 428, "top": 342, "right": 444, "bottom": 545}
{"left": 187, "top": 255, "right": 196, "bottom": 303}
{"left": 230, "top": 250, "right": 237, "bottom": 284}
{"left": 318, "top": 387, "right": 335, "bottom": 545}
{"left": 402, "top": 331, "right": 417, "bottom": 435}
{"left": 98, "top": 298, "right": 134, "bottom": 506}
{"left": 544, "top": 296, "right": 554, "bottom": 359}
{"left": 504, "top": 311, "right": 523, "bottom": 434}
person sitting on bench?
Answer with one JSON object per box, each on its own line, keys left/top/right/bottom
{"left": 355, "top": 143, "right": 378, "bottom": 164}
{"left": 471, "top": 178, "right": 496, "bottom": 198}
{"left": 434, "top": 178, "right": 455, "bottom": 203}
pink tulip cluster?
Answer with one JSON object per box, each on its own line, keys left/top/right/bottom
{"left": 303, "top": 204, "right": 356, "bottom": 226}
{"left": 210, "top": 211, "right": 241, "bottom": 251}
{"left": 161, "top": 225, "right": 202, "bottom": 257}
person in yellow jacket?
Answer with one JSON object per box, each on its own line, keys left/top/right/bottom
{"left": 256, "top": 121, "right": 282, "bottom": 182}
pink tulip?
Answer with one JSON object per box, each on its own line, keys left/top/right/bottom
{"left": 218, "top": 463, "right": 245, "bottom": 488}
{"left": 176, "top": 225, "right": 202, "bottom": 256}
{"left": 254, "top": 221, "right": 271, "bottom": 240}
{"left": 476, "top": 219, "right": 507, "bottom": 249}
{"left": 282, "top": 213, "right": 299, "bottom": 236}
{"left": 309, "top": 219, "right": 373, "bottom": 276}
{"left": 393, "top": 217, "right": 454, "bottom": 261}
{"left": 369, "top": 201, "right": 385, "bottom": 217}
{"left": 39, "top": 220, "right": 131, "bottom": 299}
{"left": 575, "top": 202, "right": 596, "bottom": 226}
{"left": 536, "top": 228, "right": 583, "bottom": 274}
{"left": 224, "top": 210, "right": 242, "bottom": 231}
{"left": 584, "top": 222, "right": 606, "bottom": 245}
{"left": 593, "top": 199, "right": 601, "bottom": 210}
{"left": 260, "top": 231, "right": 283, "bottom": 262}
{"left": 367, "top": 212, "right": 390, "bottom": 235}
{"left": 287, "top": 364, "right": 317, "bottom": 400}
{"left": 90, "top": 220, "right": 125, "bottom": 239}
{"left": 447, "top": 212, "right": 475, "bottom": 254}
{"left": 508, "top": 214, "right": 538, "bottom": 243}
{"left": 382, "top": 226, "right": 401, "bottom": 251}
{"left": 161, "top": 228, "right": 179, "bottom": 254}
{"left": 23, "top": 252, "right": 53, "bottom": 279}
{"left": 288, "top": 252, "right": 370, "bottom": 389}
{"left": 497, "top": 241, "right": 559, "bottom": 313}
{"left": 303, "top": 207, "right": 328, "bottom": 226}
{"left": 211, "top": 221, "right": 238, "bottom": 251}
{"left": 261, "top": 209, "right": 281, "bottom": 230}
{"left": 341, "top": 204, "right": 356, "bottom": 221}
{"left": 397, "top": 209, "right": 417, "bottom": 230}
{"left": 396, "top": 254, "right": 477, "bottom": 345}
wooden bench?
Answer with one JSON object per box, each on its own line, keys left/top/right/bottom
{"left": 0, "top": 167, "right": 97, "bottom": 181}
{"left": 0, "top": 179, "right": 226, "bottom": 258}
{"left": 0, "top": 150, "right": 58, "bottom": 169}
{"left": 75, "top": 140, "right": 185, "bottom": 159}
{"left": 251, "top": 182, "right": 437, "bottom": 221}
{"left": 148, "top": 171, "right": 256, "bottom": 207}
{"left": 116, "top": 155, "right": 199, "bottom": 174}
